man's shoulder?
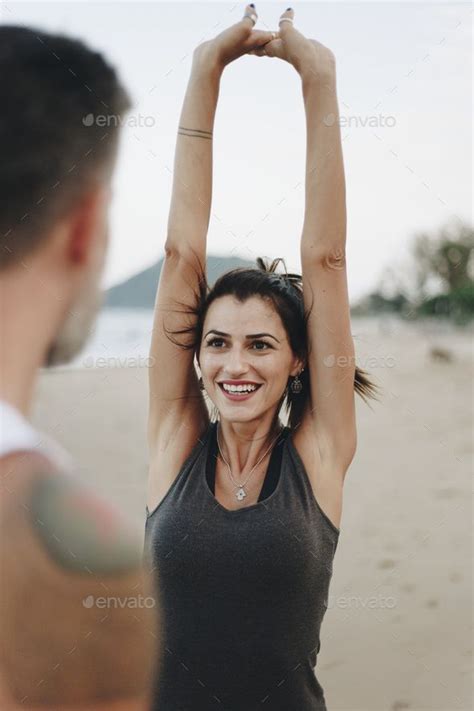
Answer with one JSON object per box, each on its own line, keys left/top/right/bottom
{"left": 0, "top": 450, "right": 143, "bottom": 575}
{"left": 0, "top": 398, "right": 74, "bottom": 473}
{"left": 0, "top": 451, "right": 159, "bottom": 707}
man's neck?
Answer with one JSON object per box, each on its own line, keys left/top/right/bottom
{"left": 0, "top": 353, "right": 38, "bottom": 418}
{"left": 0, "top": 267, "right": 61, "bottom": 418}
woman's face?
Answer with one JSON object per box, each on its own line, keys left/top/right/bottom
{"left": 198, "top": 295, "right": 303, "bottom": 422}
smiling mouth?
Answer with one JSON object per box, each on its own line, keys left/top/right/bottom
{"left": 218, "top": 383, "right": 263, "bottom": 400}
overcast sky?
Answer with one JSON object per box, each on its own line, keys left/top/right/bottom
{"left": 2, "top": 1, "right": 472, "bottom": 299}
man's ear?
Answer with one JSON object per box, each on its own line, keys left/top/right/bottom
{"left": 67, "top": 187, "right": 110, "bottom": 266}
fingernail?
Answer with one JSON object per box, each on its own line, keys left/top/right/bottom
{"left": 286, "top": 7, "right": 292, "bottom": 10}
{"left": 250, "top": 3, "right": 255, "bottom": 7}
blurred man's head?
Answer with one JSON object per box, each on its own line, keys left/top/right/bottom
{"left": 0, "top": 26, "right": 131, "bottom": 366}
{"left": 0, "top": 30, "right": 160, "bottom": 711}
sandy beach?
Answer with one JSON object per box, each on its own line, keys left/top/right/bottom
{"left": 31, "top": 316, "right": 473, "bottom": 711}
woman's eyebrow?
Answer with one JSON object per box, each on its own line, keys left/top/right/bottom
{"left": 204, "top": 329, "right": 280, "bottom": 343}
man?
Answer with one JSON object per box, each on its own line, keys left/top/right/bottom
{"left": 0, "top": 26, "right": 160, "bottom": 709}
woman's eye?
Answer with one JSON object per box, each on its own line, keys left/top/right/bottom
{"left": 207, "top": 338, "right": 224, "bottom": 347}
{"left": 252, "top": 341, "right": 271, "bottom": 350}
{"left": 206, "top": 339, "right": 270, "bottom": 350}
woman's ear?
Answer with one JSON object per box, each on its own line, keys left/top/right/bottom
{"left": 291, "top": 357, "right": 306, "bottom": 377}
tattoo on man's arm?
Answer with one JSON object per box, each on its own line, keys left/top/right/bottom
{"left": 178, "top": 126, "right": 213, "bottom": 140}
{"left": 28, "top": 474, "right": 142, "bottom": 574}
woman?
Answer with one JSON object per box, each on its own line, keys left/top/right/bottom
{"left": 144, "top": 5, "right": 379, "bottom": 710}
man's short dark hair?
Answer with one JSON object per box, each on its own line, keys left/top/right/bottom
{"left": 0, "top": 26, "right": 132, "bottom": 269}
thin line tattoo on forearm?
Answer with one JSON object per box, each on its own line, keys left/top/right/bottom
{"left": 178, "top": 126, "right": 213, "bottom": 139}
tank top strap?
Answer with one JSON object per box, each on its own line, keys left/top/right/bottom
{"left": 282, "top": 429, "right": 341, "bottom": 538}
{"left": 145, "top": 419, "right": 213, "bottom": 519}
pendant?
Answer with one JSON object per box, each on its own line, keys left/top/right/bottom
{"left": 236, "top": 487, "right": 247, "bottom": 501}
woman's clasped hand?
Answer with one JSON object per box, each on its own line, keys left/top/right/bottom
{"left": 192, "top": 4, "right": 337, "bottom": 86}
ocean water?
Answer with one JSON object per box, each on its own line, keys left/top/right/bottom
{"left": 69, "top": 308, "right": 155, "bottom": 370}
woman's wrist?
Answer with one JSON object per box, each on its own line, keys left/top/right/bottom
{"left": 179, "top": 52, "right": 222, "bottom": 135}
{"left": 301, "top": 65, "right": 337, "bottom": 99}
{"left": 191, "top": 43, "right": 224, "bottom": 83}
{"left": 297, "top": 44, "right": 337, "bottom": 90}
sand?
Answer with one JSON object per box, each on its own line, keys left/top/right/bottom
{"left": 31, "top": 316, "right": 473, "bottom": 710}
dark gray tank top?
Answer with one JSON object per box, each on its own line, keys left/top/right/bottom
{"left": 144, "top": 419, "right": 340, "bottom": 711}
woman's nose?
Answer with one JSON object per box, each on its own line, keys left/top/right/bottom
{"left": 225, "top": 348, "right": 248, "bottom": 374}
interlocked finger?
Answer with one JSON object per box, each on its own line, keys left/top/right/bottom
{"left": 242, "top": 3, "right": 258, "bottom": 26}
{"left": 278, "top": 7, "right": 295, "bottom": 33}
{"left": 258, "top": 37, "right": 284, "bottom": 58}
{"left": 278, "top": 7, "right": 308, "bottom": 47}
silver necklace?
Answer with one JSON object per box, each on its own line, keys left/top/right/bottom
{"left": 216, "top": 422, "right": 283, "bottom": 502}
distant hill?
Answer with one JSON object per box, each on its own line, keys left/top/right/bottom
{"left": 104, "top": 254, "right": 257, "bottom": 309}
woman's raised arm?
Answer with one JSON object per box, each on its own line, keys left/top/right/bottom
{"left": 259, "top": 9, "right": 357, "bottom": 474}
{"left": 165, "top": 6, "right": 276, "bottom": 255}
{"left": 299, "top": 44, "right": 357, "bottom": 473}
{"left": 164, "top": 46, "right": 221, "bottom": 256}
{"left": 147, "top": 6, "right": 276, "bottom": 463}
{"left": 147, "top": 47, "right": 221, "bottom": 454}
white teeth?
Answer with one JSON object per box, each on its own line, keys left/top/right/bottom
{"left": 222, "top": 383, "right": 258, "bottom": 393}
